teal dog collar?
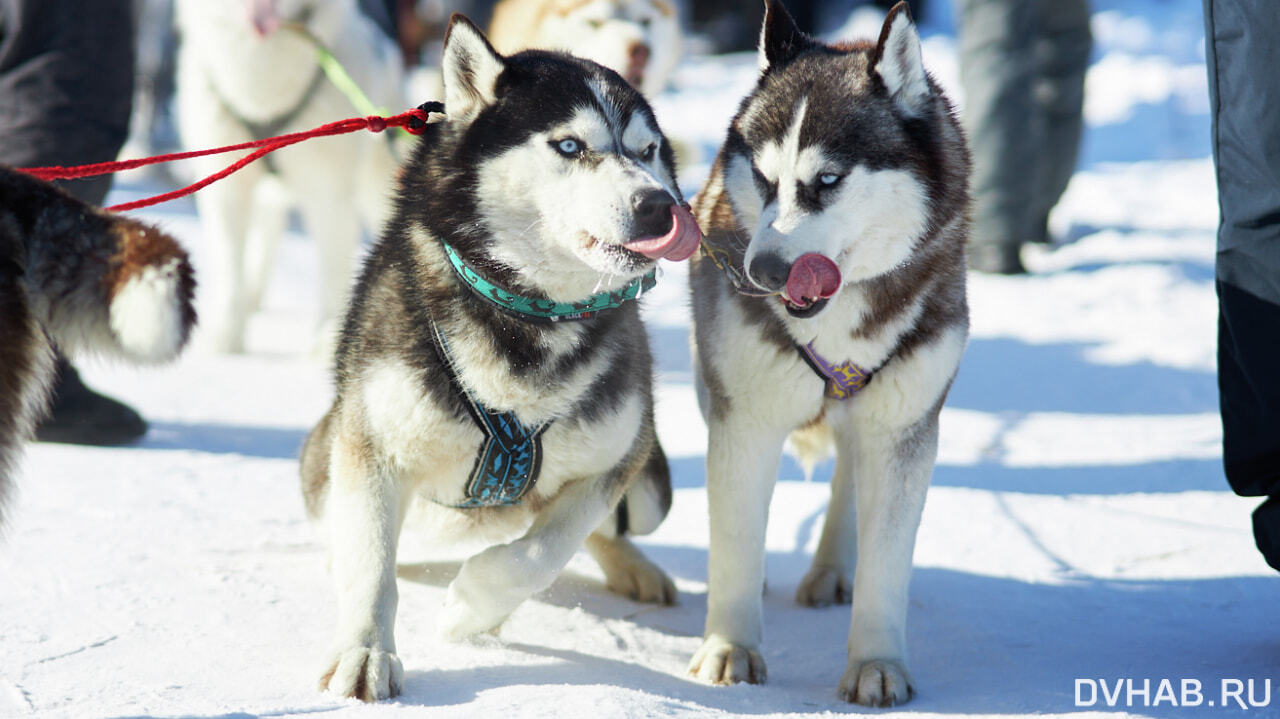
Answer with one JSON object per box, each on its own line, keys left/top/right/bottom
{"left": 442, "top": 242, "right": 656, "bottom": 322}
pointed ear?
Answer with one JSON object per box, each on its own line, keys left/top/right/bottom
{"left": 442, "top": 14, "right": 506, "bottom": 121}
{"left": 758, "top": 0, "right": 815, "bottom": 74}
{"left": 871, "top": 2, "right": 931, "bottom": 115}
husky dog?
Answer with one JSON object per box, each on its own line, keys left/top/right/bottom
{"left": 686, "top": 1, "right": 969, "bottom": 706}
{"left": 298, "top": 15, "right": 700, "bottom": 701}
{"left": 488, "top": 0, "right": 681, "bottom": 97}
{"left": 0, "top": 167, "right": 196, "bottom": 528}
{"left": 174, "top": 0, "right": 404, "bottom": 353}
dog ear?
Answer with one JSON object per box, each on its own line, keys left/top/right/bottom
{"left": 871, "top": 2, "right": 931, "bottom": 116}
{"left": 758, "top": 0, "right": 815, "bottom": 74}
{"left": 442, "top": 14, "right": 506, "bottom": 121}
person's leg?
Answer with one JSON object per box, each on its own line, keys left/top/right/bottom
{"left": 0, "top": 0, "right": 146, "bottom": 445}
{"left": 1204, "top": 0, "right": 1280, "bottom": 570}
{"left": 957, "top": 0, "right": 1037, "bottom": 273}
{"left": 1028, "top": 0, "right": 1090, "bottom": 244}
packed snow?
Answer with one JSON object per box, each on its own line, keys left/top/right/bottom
{"left": 3, "top": 1, "right": 1275, "bottom": 718}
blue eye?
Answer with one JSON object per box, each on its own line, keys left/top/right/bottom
{"left": 819, "top": 173, "right": 841, "bottom": 186}
{"left": 555, "top": 138, "right": 582, "bottom": 156}
{"left": 639, "top": 143, "right": 657, "bottom": 161}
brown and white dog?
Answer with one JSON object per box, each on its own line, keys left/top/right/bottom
{"left": 687, "top": 1, "right": 970, "bottom": 706}
{"left": 0, "top": 167, "right": 196, "bottom": 528}
{"left": 488, "top": 0, "right": 681, "bottom": 96}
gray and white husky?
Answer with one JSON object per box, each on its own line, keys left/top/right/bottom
{"left": 687, "top": 1, "right": 969, "bottom": 706}
{"left": 298, "top": 14, "right": 701, "bottom": 701}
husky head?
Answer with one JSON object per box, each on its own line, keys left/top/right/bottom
{"left": 529, "top": 0, "right": 682, "bottom": 96}
{"left": 721, "top": 0, "right": 967, "bottom": 319}
{"left": 405, "top": 15, "right": 697, "bottom": 303}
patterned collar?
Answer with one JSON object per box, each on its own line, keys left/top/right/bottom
{"left": 442, "top": 242, "right": 656, "bottom": 323}
{"left": 700, "top": 235, "right": 874, "bottom": 400}
{"left": 797, "top": 341, "right": 874, "bottom": 400}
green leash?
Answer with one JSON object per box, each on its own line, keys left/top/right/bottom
{"left": 442, "top": 242, "right": 657, "bottom": 322}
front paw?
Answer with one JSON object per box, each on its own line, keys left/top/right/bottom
{"left": 795, "top": 564, "right": 851, "bottom": 607}
{"left": 687, "top": 635, "right": 766, "bottom": 685}
{"left": 436, "top": 593, "right": 508, "bottom": 642}
{"left": 838, "top": 658, "right": 914, "bottom": 707}
{"left": 319, "top": 645, "right": 403, "bottom": 702}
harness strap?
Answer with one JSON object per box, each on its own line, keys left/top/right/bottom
{"left": 218, "top": 67, "right": 328, "bottom": 174}
{"left": 429, "top": 321, "right": 549, "bottom": 508}
{"left": 797, "top": 341, "right": 874, "bottom": 400}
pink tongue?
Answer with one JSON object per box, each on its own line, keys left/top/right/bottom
{"left": 250, "top": 0, "right": 280, "bottom": 36}
{"left": 622, "top": 204, "right": 703, "bottom": 262}
{"left": 785, "top": 253, "right": 841, "bottom": 305}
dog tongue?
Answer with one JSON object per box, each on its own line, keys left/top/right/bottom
{"left": 250, "top": 0, "right": 280, "bottom": 36}
{"left": 785, "top": 253, "right": 841, "bottom": 306}
{"left": 623, "top": 204, "right": 703, "bottom": 262}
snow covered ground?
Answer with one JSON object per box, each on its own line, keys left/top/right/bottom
{"left": 3, "top": 1, "right": 1276, "bottom": 717}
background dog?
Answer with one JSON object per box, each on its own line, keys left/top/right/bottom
{"left": 174, "top": 0, "right": 404, "bottom": 354}
{"left": 686, "top": 1, "right": 970, "bottom": 706}
{"left": 488, "top": 0, "right": 681, "bottom": 96}
{"left": 298, "top": 14, "right": 699, "bottom": 701}
{"left": 0, "top": 167, "right": 196, "bottom": 529}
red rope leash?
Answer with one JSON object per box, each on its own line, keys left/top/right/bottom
{"left": 18, "top": 104, "right": 439, "bottom": 213}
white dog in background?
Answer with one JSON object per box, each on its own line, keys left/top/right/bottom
{"left": 488, "top": 0, "right": 681, "bottom": 97}
{"left": 175, "top": 0, "right": 404, "bottom": 354}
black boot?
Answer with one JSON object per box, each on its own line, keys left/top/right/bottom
{"left": 1253, "top": 496, "right": 1280, "bottom": 572}
{"left": 35, "top": 357, "right": 148, "bottom": 446}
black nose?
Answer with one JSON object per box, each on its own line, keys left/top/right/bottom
{"left": 632, "top": 189, "right": 675, "bottom": 237}
{"left": 747, "top": 252, "right": 789, "bottom": 292}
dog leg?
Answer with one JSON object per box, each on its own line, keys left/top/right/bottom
{"left": 835, "top": 415, "right": 937, "bottom": 707}
{"left": 295, "top": 189, "right": 360, "bottom": 358}
{"left": 584, "top": 530, "right": 677, "bottom": 605}
{"left": 688, "top": 419, "right": 787, "bottom": 686}
{"left": 242, "top": 176, "right": 290, "bottom": 315}
{"left": 436, "top": 478, "right": 616, "bottom": 641}
{"left": 193, "top": 174, "right": 257, "bottom": 353}
{"left": 795, "top": 443, "right": 857, "bottom": 607}
{"left": 318, "top": 434, "right": 410, "bottom": 702}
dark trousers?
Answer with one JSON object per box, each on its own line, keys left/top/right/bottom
{"left": 0, "top": 0, "right": 135, "bottom": 204}
{"left": 1204, "top": 0, "right": 1280, "bottom": 570}
{"left": 958, "top": 0, "right": 1091, "bottom": 255}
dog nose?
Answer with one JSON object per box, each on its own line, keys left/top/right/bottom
{"left": 632, "top": 189, "right": 675, "bottom": 237}
{"left": 626, "top": 42, "right": 650, "bottom": 85}
{"left": 747, "top": 252, "right": 789, "bottom": 292}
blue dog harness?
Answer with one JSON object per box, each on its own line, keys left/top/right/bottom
{"left": 432, "top": 241, "right": 654, "bottom": 507}
{"left": 429, "top": 321, "right": 549, "bottom": 508}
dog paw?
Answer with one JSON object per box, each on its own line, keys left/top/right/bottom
{"left": 602, "top": 555, "right": 678, "bottom": 605}
{"left": 795, "top": 565, "right": 851, "bottom": 607}
{"left": 319, "top": 645, "right": 403, "bottom": 702}
{"left": 436, "top": 595, "right": 508, "bottom": 642}
{"left": 837, "top": 658, "right": 914, "bottom": 707}
{"left": 687, "top": 636, "right": 766, "bottom": 685}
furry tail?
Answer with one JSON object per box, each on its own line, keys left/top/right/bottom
{"left": 617, "top": 439, "right": 673, "bottom": 536}
{"left": 789, "top": 419, "right": 834, "bottom": 481}
{"left": 0, "top": 167, "right": 197, "bottom": 528}
{"left": 15, "top": 171, "right": 196, "bottom": 364}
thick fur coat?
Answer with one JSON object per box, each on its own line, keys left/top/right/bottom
{"left": 298, "top": 15, "right": 696, "bottom": 701}
{"left": 686, "top": 1, "right": 970, "bottom": 706}
{"left": 0, "top": 167, "right": 196, "bottom": 528}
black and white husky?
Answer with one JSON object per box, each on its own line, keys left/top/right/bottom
{"left": 298, "top": 14, "right": 701, "bottom": 701}
{"left": 687, "top": 1, "right": 969, "bottom": 706}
